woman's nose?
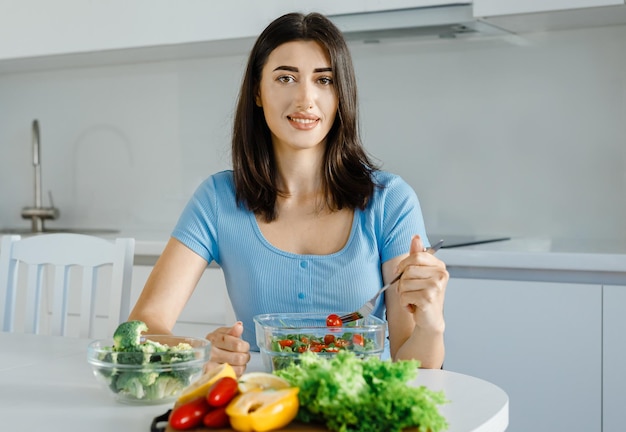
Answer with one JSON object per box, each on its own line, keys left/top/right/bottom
{"left": 295, "top": 81, "right": 315, "bottom": 110}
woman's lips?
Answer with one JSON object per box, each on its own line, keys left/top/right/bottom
{"left": 287, "top": 115, "right": 319, "bottom": 130}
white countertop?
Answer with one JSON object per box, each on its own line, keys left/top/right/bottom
{"left": 437, "top": 236, "right": 626, "bottom": 273}
{"left": 124, "top": 230, "right": 626, "bottom": 274}
{"left": 4, "top": 228, "right": 626, "bottom": 274}
{"left": 0, "top": 332, "right": 509, "bottom": 432}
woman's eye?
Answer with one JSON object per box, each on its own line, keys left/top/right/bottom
{"left": 318, "top": 76, "right": 333, "bottom": 86}
{"left": 277, "top": 75, "right": 295, "bottom": 83}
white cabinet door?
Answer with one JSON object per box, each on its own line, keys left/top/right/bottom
{"left": 602, "top": 285, "right": 626, "bottom": 432}
{"left": 444, "top": 278, "right": 602, "bottom": 432}
{"left": 313, "top": 0, "right": 469, "bottom": 15}
{"left": 474, "top": 0, "right": 624, "bottom": 16}
{"left": 0, "top": 0, "right": 281, "bottom": 60}
{"left": 0, "top": 0, "right": 465, "bottom": 62}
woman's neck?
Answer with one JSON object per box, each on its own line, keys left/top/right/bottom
{"left": 274, "top": 148, "right": 325, "bottom": 198}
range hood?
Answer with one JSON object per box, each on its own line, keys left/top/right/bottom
{"left": 328, "top": 4, "right": 513, "bottom": 42}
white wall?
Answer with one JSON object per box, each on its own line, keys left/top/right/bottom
{"left": 1, "top": 24, "right": 625, "bottom": 241}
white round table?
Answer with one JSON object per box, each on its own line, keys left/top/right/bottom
{"left": 0, "top": 332, "right": 508, "bottom": 431}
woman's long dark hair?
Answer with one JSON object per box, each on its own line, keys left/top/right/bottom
{"left": 232, "top": 12, "right": 378, "bottom": 222}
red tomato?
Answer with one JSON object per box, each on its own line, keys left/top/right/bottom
{"left": 323, "top": 334, "right": 336, "bottom": 345}
{"left": 352, "top": 334, "right": 364, "bottom": 346}
{"left": 278, "top": 339, "right": 295, "bottom": 348}
{"left": 309, "top": 345, "right": 326, "bottom": 352}
{"left": 206, "top": 377, "right": 239, "bottom": 407}
{"left": 203, "top": 406, "right": 230, "bottom": 429}
{"left": 297, "top": 345, "right": 308, "bottom": 353}
{"left": 335, "top": 338, "right": 349, "bottom": 348}
{"left": 169, "top": 397, "right": 210, "bottom": 430}
{"left": 326, "top": 314, "right": 343, "bottom": 327}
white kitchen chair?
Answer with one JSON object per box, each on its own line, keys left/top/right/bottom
{"left": 0, "top": 233, "right": 135, "bottom": 338}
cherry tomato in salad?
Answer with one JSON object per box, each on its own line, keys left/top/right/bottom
{"left": 278, "top": 339, "right": 295, "bottom": 348}
{"left": 326, "top": 314, "right": 343, "bottom": 327}
{"left": 309, "top": 345, "right": 326, "bottom": 352}
{"left": 206, "top": 376, "right": 239, "bottom": 407}
{"left": 297, "top": 346, "right": 308, "bottom": 353}
{"left": 323, "top": 334, "right": 336, "bottom": 345}
{"left": 334, "top": 338, "right": 350, "bottom": 348}
{"left": 203, "top": 406, "right": 230, "bottom": 428}
{"left": 169, "top": 397, "right": 210, "bottom": 430}
{"left": 352, "top": 334, "right": 364, "bottom": 346}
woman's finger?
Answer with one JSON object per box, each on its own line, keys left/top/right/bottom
{"left": 205, "top": 322, "right": 251, "bottom": 377}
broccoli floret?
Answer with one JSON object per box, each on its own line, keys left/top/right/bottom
{"left": 141, "top": 339, "right": 168, "bottom": 353}
{"left": 160, "top": 342, "right": 195, "bottom": 363}
{"left": 113, "top": 320, "right": 148, "bottom": 351}
{"left": 144, "top": 374, "right": 188, "bottom": 400}
{"left": 116, "top": 371, "right": 159, "bottom": 399}
{"left": 112, "top": 351, "right": 145, "bottom": 365}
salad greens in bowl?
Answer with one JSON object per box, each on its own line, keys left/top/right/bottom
{"left": 87, "top": 320, "right": 210, "bottom": 405}
{"left": 254, "top": 312, "right": 387, "bottom": 372}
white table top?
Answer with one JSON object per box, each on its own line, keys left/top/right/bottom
{"left": 0, "top": 332, "right": 508, "bottom": 432}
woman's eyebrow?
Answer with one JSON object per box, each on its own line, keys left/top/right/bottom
{"left": 273, "top": 66, "right": 333, "bottom": 73}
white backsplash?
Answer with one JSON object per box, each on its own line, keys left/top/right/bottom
{"left": 1, "top": 24, "right": 625, "bottom": 241}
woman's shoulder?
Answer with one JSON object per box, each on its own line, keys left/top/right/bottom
{"left": 372, "top": 170, "right": 413, "bottom": 193}
{"left": 368, "top": 170, "right": 419, "bottom": 212}
{"left": 372, "top": 169, "right": 400, "bottom": 183}
{"left": 209, "top": 170, "right": 234, "bottom": 184}
{"left": 188, "top": 170, "right": 236, "bottom": 205}
{"left": 195, "top": 170, "right": 235, "bottom": 191}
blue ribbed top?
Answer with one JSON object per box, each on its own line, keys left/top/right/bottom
{"left": 172, "top": 170, "right": 428, "bottom": 351}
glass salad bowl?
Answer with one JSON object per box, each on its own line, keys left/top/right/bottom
{"left": 254, "top": 312, "right": 387, "bottom": 372}
{"left": 87, "top": 334, "right": 210, "bottom": 405}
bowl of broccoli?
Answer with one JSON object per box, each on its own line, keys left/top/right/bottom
{"left": 87, "top": 320, "right": 210, "bottom": 405}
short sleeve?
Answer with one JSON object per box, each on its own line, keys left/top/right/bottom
{"left": 171, "top": 176, "right": 220, "bottom": 264}
{"left": 376, "top": 174, "right": 428, "bottom": 263}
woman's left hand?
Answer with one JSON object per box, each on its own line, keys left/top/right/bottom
{"left": 395, "top": 235, "right": 448, "bottom": 333}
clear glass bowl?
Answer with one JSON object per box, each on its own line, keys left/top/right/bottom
{"left": 254, "top": 312, "right": 387, "bottom": 372}
{"left": 87, "top": 335, "right": 210, "bottom": 405}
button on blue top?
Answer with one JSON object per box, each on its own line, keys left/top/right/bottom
{"left": 298, "top": 292, "right": 305, "bottom": 299}
{"left": 300, "top": 261, "right": 308, "bottom": 269}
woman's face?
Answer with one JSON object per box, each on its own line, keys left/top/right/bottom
{"left": 256, "top": 40, "right": 338, "bottom": 153}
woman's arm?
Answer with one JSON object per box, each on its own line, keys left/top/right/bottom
{"left": 384, "top": 235, "right": 448, "bottom": 368}
{"left": 128, "top": 237, "right": 207, "bottom": 334}
{"left": 129, "top": 236, "right": 251, "bottom": 376}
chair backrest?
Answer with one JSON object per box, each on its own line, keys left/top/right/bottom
{"left": 0, "top": 233, "right": 135, "bottom": 338}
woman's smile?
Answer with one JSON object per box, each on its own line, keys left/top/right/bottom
{"left": 287, "top": 114, "right": 320, "bottom": 130}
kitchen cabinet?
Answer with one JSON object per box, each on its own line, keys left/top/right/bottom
{"left": 0, "top": 0, "right": 468, "bottom": 73}
{"left": 443, "top": 277, "right": 602, "bottom": 432}
{"left": 474, "top": 0, "right": 624, "bottom": 16}
{"left": 473, "top": 0, "right": 626, "bottom": 34}
{"left": 602, "top": 285, "right": 626, "bottom": 432}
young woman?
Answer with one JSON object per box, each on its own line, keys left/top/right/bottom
{"left": 129, "top": 12, "right": 448, "bottom": 375}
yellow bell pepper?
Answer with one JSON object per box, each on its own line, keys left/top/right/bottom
{"left": 226, "top": 387, "right": 300, "bottom": 432}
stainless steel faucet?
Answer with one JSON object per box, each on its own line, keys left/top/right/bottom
{"left": 21, "top": 119, "right": 59, "bottom": 232}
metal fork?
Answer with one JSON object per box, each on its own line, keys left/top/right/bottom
{"left": 339, "top": 239, "right": 444, "bottom": 324}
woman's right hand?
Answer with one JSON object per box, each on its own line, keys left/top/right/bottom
{"left": 205, "top": 321, "right": 251, "bottom": 377}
